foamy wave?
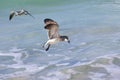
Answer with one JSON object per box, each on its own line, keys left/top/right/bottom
{"left": 40, "top": 71, "right": 70, "bottom": 80}
{"left": 38, "top": 54, "right": 120, "bottom": 80}
{"left": 0, "top": 48, "right": 47, "bottom": 80}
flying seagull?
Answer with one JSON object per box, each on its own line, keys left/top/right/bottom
{"left": 9, "top": 9, "right": 34, "bottom": 20}
{"left": 43, "top": 18, "right": 70, "bottom": 51}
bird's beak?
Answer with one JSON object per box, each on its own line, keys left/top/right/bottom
{"left": 68, "top": 40, "right": 70, "bottom": 43}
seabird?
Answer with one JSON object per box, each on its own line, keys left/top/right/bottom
{"left": 43, "top": 18, "right": 70, "bottom": 51}
{"left": 9, "top": 9, "right": 34, "bottom": 20}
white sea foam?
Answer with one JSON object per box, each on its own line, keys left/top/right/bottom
{"left": 0, "top": 64, "right": 47, "bottom": 80}
{"left": 90, "top": 62, "right": 120, "bottom": 80}
{"left": 40, "top": 71, "right": 70, "bottom": 80}
{"left": 9, "top": 47, "right": 24, "bottom": 52}
{"left": 38, "top": 54, "right": 120, "bottom": 80}
{"left": 56, "top": 63, "right": 70, "bottom": 66}
{"left": 0, "top": 49, "right": 47, "bottom": 79}
{"left": 89, "top": 72, "right": 107, "bottom": 80}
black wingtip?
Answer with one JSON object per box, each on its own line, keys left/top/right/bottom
{"left": 9, "top": 11, "right": 15, "bottom": 21}
{"left": 9, "top": 17, "right": 12, "bottom": 21}
{"left": 9, "top": 15, "right": 12, "bottom": 21}
{"left": 26, "top": 12, "right": 35, "bottom": 19}
{"left": 29, "top": 14, "right": 35, "bottom": 19}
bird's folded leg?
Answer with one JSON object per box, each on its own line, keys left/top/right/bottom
{"left": 45, "top": 44, "right": 51, "bottom": 51}
{"left": 42, "top": 41, "right": 51, "bottom": 51}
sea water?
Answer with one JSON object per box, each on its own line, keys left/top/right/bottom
{"left": 0, "top": 0, "right": 120, "bottom": 80}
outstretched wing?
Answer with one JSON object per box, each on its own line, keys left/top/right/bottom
{"left": 9, "top": 11, "right": 15, "bottom": 20}
{"left": 44, "top": 18, "right": 60, "bottom": 39}
{"left": 45, "top": 24, "right": 60, "bottom": 39}
{"left": 24, "top": 10, "right": 35, "bottom": 18}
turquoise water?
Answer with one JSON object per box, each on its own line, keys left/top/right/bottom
{"left": 0, "top": 0, "right": 120, "bottom": 80}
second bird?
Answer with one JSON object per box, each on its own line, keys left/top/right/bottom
{"left": 9, "top": 9, "right": 34, "bottom": 20}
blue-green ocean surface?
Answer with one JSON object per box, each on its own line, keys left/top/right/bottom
{"left": 0, "top": 0, "right": 120, "bottom": 80}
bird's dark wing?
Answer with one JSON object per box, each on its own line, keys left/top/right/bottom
{"left": 44, "top": 18, "right": 54, "bottom": 23}
{"left": 9, "top": 11, "right": 15, "bottom": 20}
{"left": 44, "top": 18, "right": 56, "bottom": 25}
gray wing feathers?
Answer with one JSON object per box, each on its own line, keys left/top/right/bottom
{"left": 48, "top": 25, "right": 60, "bottom": 39}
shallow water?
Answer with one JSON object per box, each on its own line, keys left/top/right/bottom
{"left": 0, "top": 0, "right": 120, "bottom": 80}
